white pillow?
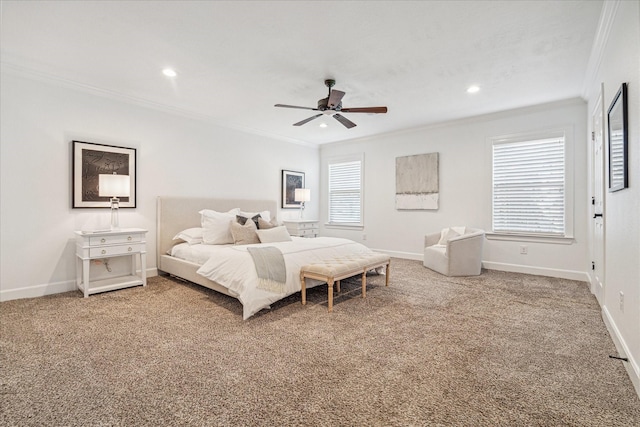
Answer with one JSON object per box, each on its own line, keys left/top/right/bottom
{"left": 256, "top": 226, "right": 292, "bottom": 243}
{"left": 239, "top": 210, "right": 271, "bottom": 223}
{"left": 172, "top": 227, "right": 204, "bottom": 245}
{"left": 452, "top": 226, "right": 466, "bottom": 235}
{"left": 199, "top": 208, "right": 240, "bottom": 245}
{"left": 438, "top": 227, "right": 461, "bottom": 245}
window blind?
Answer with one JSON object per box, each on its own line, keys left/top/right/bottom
{"left": 328, "top": 159, "right": 362, "bottom": 225}
{"left": 492, "top": 137, "right": 565, "bottom": 235}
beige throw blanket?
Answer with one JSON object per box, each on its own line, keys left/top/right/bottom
{"left": 246, "top": 246, "right": 286, "bottom": 294}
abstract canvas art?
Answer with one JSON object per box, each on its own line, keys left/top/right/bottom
{"left": 395, "top": 152, "right": 439, "bottom": 210}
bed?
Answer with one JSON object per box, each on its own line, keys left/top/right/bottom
{"left": 156, "top": 196, "right": 378, "bottom": 319}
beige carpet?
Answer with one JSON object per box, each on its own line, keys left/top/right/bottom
{"left": 1, "top": 258, "right": 639, "bottom": 426}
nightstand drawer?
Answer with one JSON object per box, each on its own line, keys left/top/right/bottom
{"left": 90, "top": 243, "right": 143, "bottom": 258}
{"left": 298, "top": 228, "right": 318, "bottom": 236}
{"left": 89, "top": 233, "right": 142, "bottom": 246}
{"left": 299, "top": 222, "right": 318, "bottom": 230}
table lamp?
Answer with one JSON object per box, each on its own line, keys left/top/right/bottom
{"left": 294, "top": 188, "right": 311, "bottom": 219}
{"left": 99, "top": 173, "right": 130, "bottom": 230}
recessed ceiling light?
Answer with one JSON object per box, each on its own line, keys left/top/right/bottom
{"left": 467, "top": 85, "right": 480, "bottom": 94}
{"left": 319, "top": 123, "right": 328, "bottom": 128}
{"left": 162, "top": 68, "right": 177, "bottom": 78}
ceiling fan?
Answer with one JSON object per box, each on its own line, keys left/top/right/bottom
{"left": 275, "top": 79, "right": 387, "bottom": 129}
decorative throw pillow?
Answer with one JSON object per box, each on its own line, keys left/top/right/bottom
{"left": 230, "top": 218, "right": 260, "bottom": 245}
{"left": 236, "top": 214, "right": 261, "bottom": 228}
{"left": 438, "top": 227, "right": 461, "bottom": 245}
{"left": 199, "top": 208, "right": 240, "bottom": 245}
{"left": 239, "top": 210, "right": 271, "bottom": 223}
{"left": 256, "top": 226, "right": 292, "bottom": 243}
{"left": 257, "top": 217, "right": 276, "bottom": 229}
{"left": 172, "top": 227, "right": 204, "bottom": 245}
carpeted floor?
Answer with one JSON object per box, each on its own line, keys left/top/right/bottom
{"left": 1, "top": 258, "right": 639, "bottom": 426}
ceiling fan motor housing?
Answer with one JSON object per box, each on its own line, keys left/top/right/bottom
{"left": 317, "top": 97, "right": 341, "bottom": 111}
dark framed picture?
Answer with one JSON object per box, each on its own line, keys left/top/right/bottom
{"left": 607, "top": 82, "right": 628, "bottom": 192}
{"left": 72, "top": 140, "right": 137, "bottom": 208}
{"left": 281, "top": 170, "right": 304, "bottom": 209}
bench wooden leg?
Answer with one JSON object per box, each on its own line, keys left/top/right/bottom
{"left": 301, "top": 274, "right": 307, "bottom": 305}
{"left": 386, "top": 260, "right": 390, "bottom": 286}
{"left": 362, "top": 270, "right": 367, "bottom": 298}
{"left": 336, "top": 280, "right": 340, "bottom": 293}
{"left": 328, "top": 279, "right": 334, "bottom": 312}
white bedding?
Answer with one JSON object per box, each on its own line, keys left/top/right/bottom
{"left": 171, "top": 237, "right": 374, "bottom": 319}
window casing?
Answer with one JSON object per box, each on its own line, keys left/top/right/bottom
{"left": 491, "top": 131, "right": 571, "bottom": 239}
{"left": 327, "top": 155, "right": 363, "bottom": 226}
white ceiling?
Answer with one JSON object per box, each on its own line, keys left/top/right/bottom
{"left": 1, "top": 0, "right": 603, "bottom": 145}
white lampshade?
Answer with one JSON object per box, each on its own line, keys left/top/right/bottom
{"left": 294, "top": 188, "right": 311, "bottom": 202}
{"left": 99, "top": 174, "right": 130, "bottom": 197}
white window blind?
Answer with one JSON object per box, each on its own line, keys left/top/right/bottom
{"left": 328, "top": 158, "right": 362, "bottom": 225}
{"left": 492, "top": 137, "right": 565, "bottom": 235}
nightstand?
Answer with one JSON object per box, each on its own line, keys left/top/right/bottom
{"left": 283, "top": 219, "right": 319, "bottom": 238}
{"left": 75, "top": 228, "right": 148, "bottom": 297}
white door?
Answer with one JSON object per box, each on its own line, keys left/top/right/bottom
{"left": 591, "top": 86, "right": 605, "bottom": 304}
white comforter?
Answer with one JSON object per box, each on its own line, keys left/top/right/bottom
{"left": 194, "top": 237, "right": 374, "bottom": 319}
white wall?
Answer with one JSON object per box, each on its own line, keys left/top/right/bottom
{"left": 584, "top": 0, "right": 640, "bottom": 396}
{"left": 320, "top": 99, "right": 589, "bottom": 280}
{"left": 0, "top": 71, "right": 319, "bottom": 300}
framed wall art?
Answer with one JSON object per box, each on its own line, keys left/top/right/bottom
{"left": 395, "top": 152, "right": 439, "bottom": 210}
{"left": 281, "top": 169, "right": 304, "bottom": 209}
{"left": 607, "top": 82, "right": 628, "bottom": 192}
{"left": 72, "top": 140, "right": 137, "bottom": 208}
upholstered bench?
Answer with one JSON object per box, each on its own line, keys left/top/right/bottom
{"left": 300, "top": 253, "right": 390, "bottom": 312}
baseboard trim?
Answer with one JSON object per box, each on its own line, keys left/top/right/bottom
{"left": 481, "top": 261, "right": 589, "bottom": 282}
{"left": 373, "top": 251, "right": 589, "bottom": 282}
{"left": 372, "top": 249, "right": 423, "bottom": 261}
{"left": 602, "top": 306, "right": 640, "bottom": 399}
{"left": 0, "top": 279, "right": 76, "bottom": 302}
{"left": 0, "top": 268, "right": 158, "bottom": 302}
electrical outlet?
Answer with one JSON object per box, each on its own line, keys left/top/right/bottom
{"left": 519, "top": 245, "right": 528, "bottom": 255}
{"left": 619, "top": 291, "right": 624, "bottom": 312}
{"left": 362, "top": 233, "right": 367, "bottom": 240}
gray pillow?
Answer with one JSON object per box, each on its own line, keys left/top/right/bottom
{"left": 236, "top": 214, "right": 261, "bottom": 228}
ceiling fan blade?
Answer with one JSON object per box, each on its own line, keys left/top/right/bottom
{"left": 327, "top": 90, "right": 345, "bottom": 109}
{"left": 340, "top": 106, "right": 388, "bottom": 114}
{"left": 293, "top": 114, "right": 323, "bottom": 126}
{"left": 275, "top": 104, "right": 319, "bottom": 111}
{"left": 333, "top": 114, "right": 357, "bottom": 129}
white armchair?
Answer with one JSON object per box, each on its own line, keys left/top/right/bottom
{"left": 423, "top": 227, "right": 485, "bottom": 276}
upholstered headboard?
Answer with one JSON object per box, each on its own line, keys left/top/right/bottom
{"left": 156, "top": 196, "right": 278, "bottom": 265}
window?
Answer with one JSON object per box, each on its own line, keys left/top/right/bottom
{"left": 492, "top": 134, "right": 567, "bottom": 237}
{"left": 327, "top": 155, "right": 363, "bottom": 226}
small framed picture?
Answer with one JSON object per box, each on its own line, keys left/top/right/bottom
{"left": 281, "top": 170, "right": 304, "bottom": 209}
{"left": 72, "top": 140, "right": 136, "bottom": 208}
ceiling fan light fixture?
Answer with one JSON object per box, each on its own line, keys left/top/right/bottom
{"left": 275, "top": 79, "right": 387, "bottom": 129}
{"left": 319, "top": 122, "right": 328, "bottom": 128}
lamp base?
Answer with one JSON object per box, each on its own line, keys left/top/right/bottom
{"left": 298, "top": 202, "right": 305, "bottom": 219}
{"left": 110, "top": 197, "right": 120, "bottom": 230}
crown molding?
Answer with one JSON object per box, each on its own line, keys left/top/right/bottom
{"left": 1, "top": 61, "right": 317, "bottom": 148}
{"left": 581, "top": 0, "right": 620, "bottom": 99}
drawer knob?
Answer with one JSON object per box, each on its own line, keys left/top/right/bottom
{"left": 101, "top": 249, "right": 106, "bottom": 255}
{"left": 127, "top": 236, "right": 132, "bottom": 241}
{"left": 128, "top": 247, "right": 132, "bottom": 252}
{"left": 101, "top": 238, "right": 106, "bottom": 243}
